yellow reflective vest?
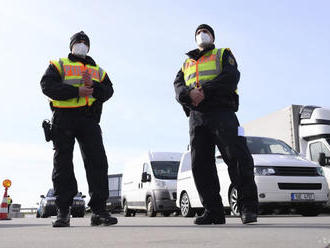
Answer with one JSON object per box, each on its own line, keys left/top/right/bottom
{"left": 182, "top": 48, "right": 226, "bottom": 88}
{"left": 49, "top": 58, "right": 106, "bottom": 108}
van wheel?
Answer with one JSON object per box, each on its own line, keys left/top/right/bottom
{"left": 180, "top": 192, "right": 196, "bottom": 217}
{"left": 229, "top": 186, "right": 240, "bottom": 216}
{"left": 147, "top": 197, "right": 157, "bottom": 217}
{"left": 123, "top": 200, "right": 132, "bottom": 217}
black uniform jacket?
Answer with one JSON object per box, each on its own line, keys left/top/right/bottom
{"left": 173, "top": 45, "right": 240, "bottom": 116}
{"left": 40, "top": 53, "right": 114, "bottom": 122}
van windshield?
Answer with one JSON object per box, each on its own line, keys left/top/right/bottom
{"left": 246, "top": 137, "right": 297, "bottom": 155}
{"left": 151, "top": 161, "right": 180, "bottom": 180}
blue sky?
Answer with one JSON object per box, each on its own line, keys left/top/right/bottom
{"left": 0, "top": 0, "right": 329, "bottom": 207}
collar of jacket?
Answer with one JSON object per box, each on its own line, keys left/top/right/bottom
{"left": 186, "top": 44, "right": 215, "bottom": 61}
{"left": 68, "top": 53, "right": 97, "bottom": 66}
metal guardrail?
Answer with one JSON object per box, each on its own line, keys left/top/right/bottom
{"left": 20, "top": 208, "right": 37, "bottom": 214}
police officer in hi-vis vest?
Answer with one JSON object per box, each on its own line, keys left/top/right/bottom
{"left": 174, "top": 24, "right": 258, "bottom": 225}
{"left": 40, "top": 31, "right": 117, "bottom": 227}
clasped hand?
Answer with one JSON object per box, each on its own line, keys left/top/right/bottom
{"left": 79, "top": 71, "right": 94, "bottom": 97}
{"left": 190, "top": 88, "right": 205, "bottom": 107}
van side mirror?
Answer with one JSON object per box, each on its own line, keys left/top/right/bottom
{"left": 319, "top": 153, "right": 330, "bottom": 166}
{"left": 141, "top": 172, "right": 151, "bottom": 182}
{"left": 82, "top": 195, "right": 86, "bottom": 198}
{"left": 40, "top": 195, "right": 45, "bottom": 198}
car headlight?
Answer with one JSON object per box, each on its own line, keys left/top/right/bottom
{"left": 254, "top": 167, "right": 276, "bottom": 176}
{"left": 316, "top": 167, "right": 325, "bottom": 176}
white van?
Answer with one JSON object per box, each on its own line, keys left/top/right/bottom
{"left": 177, "top": 136, "right": 329, "bottom": 217}
{"left": 121, "top": 151, "right": 182, "bottom": 217}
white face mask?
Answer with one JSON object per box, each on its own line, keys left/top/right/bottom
{"left": 72, "top": 43, "right": 89, "bottom": 57}
{"left": 196, "top": 32, "right": 213, "bottom": 48}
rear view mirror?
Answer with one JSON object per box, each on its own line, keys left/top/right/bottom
{"left": 141, "top": 172, "right": 151, "bottom": 182}
{"left": 82, "top": 195, "right": 86, "bottom": 198}
{"left": 40, "top": 195, "right": 45, "bottom": 198}
{"left": 318, "top": 153, "right": 330, "bottom": 167}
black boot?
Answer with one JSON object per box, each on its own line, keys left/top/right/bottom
{"left": 241, "top": 211, "right": 257, "bottom": 224}
{"left": 52, "top": 209, "right": 70, "bottom": 227}
{"left": 91, "top": 211, "right": 118, "bottom": 226}
{"left": 194, "top": 210, "right": 225, "bottom": 225}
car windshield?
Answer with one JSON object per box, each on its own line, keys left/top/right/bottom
{"left": 150, "top": 161, "right": 180, "bottom": 180}
{"left": 246, "top": 137, "right": 297, "bottom": 155}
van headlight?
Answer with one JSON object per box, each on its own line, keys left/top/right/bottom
{"left": 254, "top": 167, "right": 276, "bottom": 176}
{"left": 316, "top": 167, "right": 325, "bottom": 176}
{"left": 155, "top": 180, "right": 166, "bottom": 188}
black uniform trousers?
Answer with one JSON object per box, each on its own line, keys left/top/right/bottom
{"left": 51, "top": 108, "right": 109, "bottom": 213}
{"left": 189, "top": 110, "right": 258, "bottom": 214}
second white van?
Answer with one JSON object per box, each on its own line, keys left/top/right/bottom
{"left": 122, "top": 151, "right": 182, "bottom": 217}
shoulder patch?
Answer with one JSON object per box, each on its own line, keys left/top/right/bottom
{"left": 228, "top": 56, "right": 236, "bottom": 66}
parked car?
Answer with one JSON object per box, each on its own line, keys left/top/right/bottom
{"left": 121, "top": 151, "right": 182, "bottom": 217}
{"left": 36, "top": 189, "right": 86, "bottom": 218}
{"left": 177, "top": 136, "right": 329, "bottom": 217}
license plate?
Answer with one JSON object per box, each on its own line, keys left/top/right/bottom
{"left": 291, "top": 193, "right": 315, "bottom": 201}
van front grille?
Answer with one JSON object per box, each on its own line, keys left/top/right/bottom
{"left": 274, "top": 167, "right": 318, "bottom": 176}
{"left": 278, "top": 183, "right": 322, "bottom": 190}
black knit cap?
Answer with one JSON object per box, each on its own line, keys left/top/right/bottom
{"left": 70, "top": 31, "right": 90, "bottom": 51}
{"left": 195, "top": 24, "right": 215, "bottom": 40}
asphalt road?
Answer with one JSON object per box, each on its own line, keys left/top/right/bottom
{"left": 1, "top": 214, "right": 330, "bottom": 248}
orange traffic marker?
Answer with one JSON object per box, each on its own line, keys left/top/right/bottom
{"left": 0, "top": 187, "right": 10, "bottom": 220}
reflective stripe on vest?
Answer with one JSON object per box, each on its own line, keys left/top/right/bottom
{"left": 182, "top": 48, "right": 225, "bottom": 88}
{"left": 50, "top": 58, "right": 106, "bottom": 108}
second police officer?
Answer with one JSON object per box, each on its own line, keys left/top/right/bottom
{"left": 174, "top": 24, "right": 258, "bottom": 225}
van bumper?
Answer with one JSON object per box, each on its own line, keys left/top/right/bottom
{"left": 153, "top": 189, "right": 179, "bottom": 211}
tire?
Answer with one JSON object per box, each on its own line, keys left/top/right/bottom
{"left": 229, "top": 186, "right": 240, "bottom": 216}
{"left": 180, "top": 192, "right": 196, "bottom": 217}
{"left": 300, "top": 208, "right": 321, "bottom": 217}
{"left": 162, "top": 211, "right": 171, "bottom": 217}
{"left": 72, "top": 212, "right": 84, "bottom": 218}
{"left": 146, "top": 197, "right": 157, "bottom": 217}
{"left": 123, "top": 200, "right": 132, "bottom": 217}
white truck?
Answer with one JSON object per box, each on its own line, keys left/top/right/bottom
{"left": 243, "top": 105, "right": 330, "bottom": 205}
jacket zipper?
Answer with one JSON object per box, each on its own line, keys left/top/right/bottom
{"left": 82, "top": 64, "right": 89, "bottom": 106}
{"left": 195, "top": 59, "right": 200, "bottom": 88}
